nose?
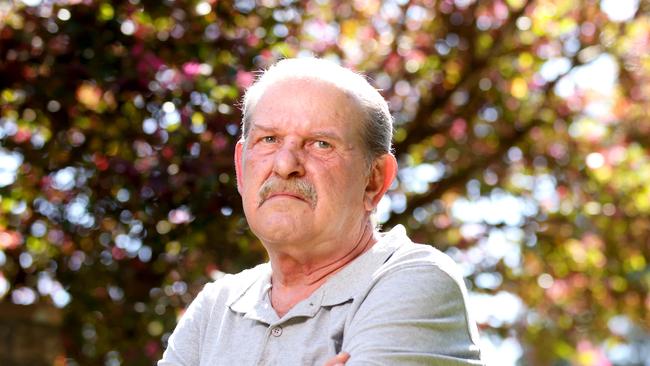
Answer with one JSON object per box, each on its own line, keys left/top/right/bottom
{"left": 272, "top": 140, "right": 305, "bottom": 179}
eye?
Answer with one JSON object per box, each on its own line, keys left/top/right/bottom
{"left": 261, "top": 136, "right": 277, "bottom": 144}
{"left": 314, "top": 140, "right": 332, "bottom": 149}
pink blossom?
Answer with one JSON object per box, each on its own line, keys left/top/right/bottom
{"left": 182, "top": 62, "right": 202, "bottom": 77}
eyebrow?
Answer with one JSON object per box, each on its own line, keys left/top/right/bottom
{"left": 310, "top": 131, "right": 342, "bottom": 142}
{"left": 250, "top": 123, "right": 343, "bottom": 142}
{"left": 250, "top": 124, "right": 278, "bottom": 133}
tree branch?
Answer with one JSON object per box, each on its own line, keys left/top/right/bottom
{"left": 394, "top": 0, "right": 533, "bottom": 154}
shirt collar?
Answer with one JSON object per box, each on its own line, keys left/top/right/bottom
{"left": 226, "top": 225, "right": 409, "bottom": 322}
{"left": 227, "top": 263, "right": 276, "bottom": 323}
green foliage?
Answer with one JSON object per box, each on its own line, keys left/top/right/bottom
{"left": 1, "top": 0, "right": 650, "bottom": 364}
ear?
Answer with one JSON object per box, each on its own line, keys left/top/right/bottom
{"left": 234, "top": 140, "right": 244, "bottom": 194}
{"left": 364, "top": 153, "right": 397, "bottom": 211}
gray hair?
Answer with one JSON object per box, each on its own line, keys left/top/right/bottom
{"left": 240, "top": 58, "right": 393, "bottom": 161}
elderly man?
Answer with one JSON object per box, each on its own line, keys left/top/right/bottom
{"left": 159, "top": 58, "right": 482, "bottom": 365}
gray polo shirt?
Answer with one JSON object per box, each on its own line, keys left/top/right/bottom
{"left": 158, "top": 225, "right": 483, "bottom": 365}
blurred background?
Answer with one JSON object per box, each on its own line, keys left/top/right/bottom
{"left": 1, "top": 0, "right": 649, "bottom": 365}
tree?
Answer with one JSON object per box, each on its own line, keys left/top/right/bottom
{"left": 1, "top": 0, "right": 649, "bottom": 364}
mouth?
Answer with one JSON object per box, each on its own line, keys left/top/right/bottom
{"left": 265, "top": 192, "right": 307, "bottom": 202}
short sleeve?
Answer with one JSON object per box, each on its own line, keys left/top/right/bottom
{"left": 342, "top": 264, "right": 483, "bottom": 366}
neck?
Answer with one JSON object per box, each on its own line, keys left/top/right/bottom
{"left": 267, "top": 221, "right": 377, "bottom": 317}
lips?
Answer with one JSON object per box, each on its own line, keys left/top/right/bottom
{"left": 267, "top": 192, "right": 306, "bottom": 201}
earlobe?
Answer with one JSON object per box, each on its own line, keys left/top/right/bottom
{"left": 364, "top": 153, "right": 397, "bottom": 211}
{"left": 234, "top": 141, "right": 244, "bottom": 193}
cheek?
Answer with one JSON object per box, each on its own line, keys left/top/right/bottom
{"left": 241, "top": 160, "right": 269, "bottom": 202}
{"left": 243, "top": 155, "right": 271, "bottom": 180}
{"left": 318, "top": 170, "right": 366, "bottom": 204}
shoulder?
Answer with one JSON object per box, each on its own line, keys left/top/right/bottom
{"left": 368, "top": 242, "right": 465, "bottom": 303}
{"left": 344, "top": 235, "right": 483, "bottom": 362}
{"left": 376, "top": 237, "right": 466, "bottom": 292}
{"left": 369, "top": 232, "right": 479, "bottom": 335}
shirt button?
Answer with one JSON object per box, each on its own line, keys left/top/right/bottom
{"left": 271, "top": 326, "right": 283, "bottom": 337}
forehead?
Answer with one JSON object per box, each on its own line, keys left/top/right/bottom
{"left": 249, "top": 79, "right": 365, "bottom": 136}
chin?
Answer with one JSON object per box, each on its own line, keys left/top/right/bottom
{"left": 250, "top": 216, "right": 311, "bottom": 244}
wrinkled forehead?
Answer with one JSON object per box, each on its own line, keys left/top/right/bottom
{"left": 261, "top": 77, "right": 358, "bottom": 107}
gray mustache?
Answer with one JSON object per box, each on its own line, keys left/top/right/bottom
{"left": 258, "top": 177, "right": 317, "bottom": 208}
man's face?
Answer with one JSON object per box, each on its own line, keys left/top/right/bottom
{"left": 235, "top": 79, "right": 373, "bottom": 252}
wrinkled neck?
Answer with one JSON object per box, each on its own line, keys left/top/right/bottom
{"left": 268, "top": 221, "right": 377, "bottom": 317}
